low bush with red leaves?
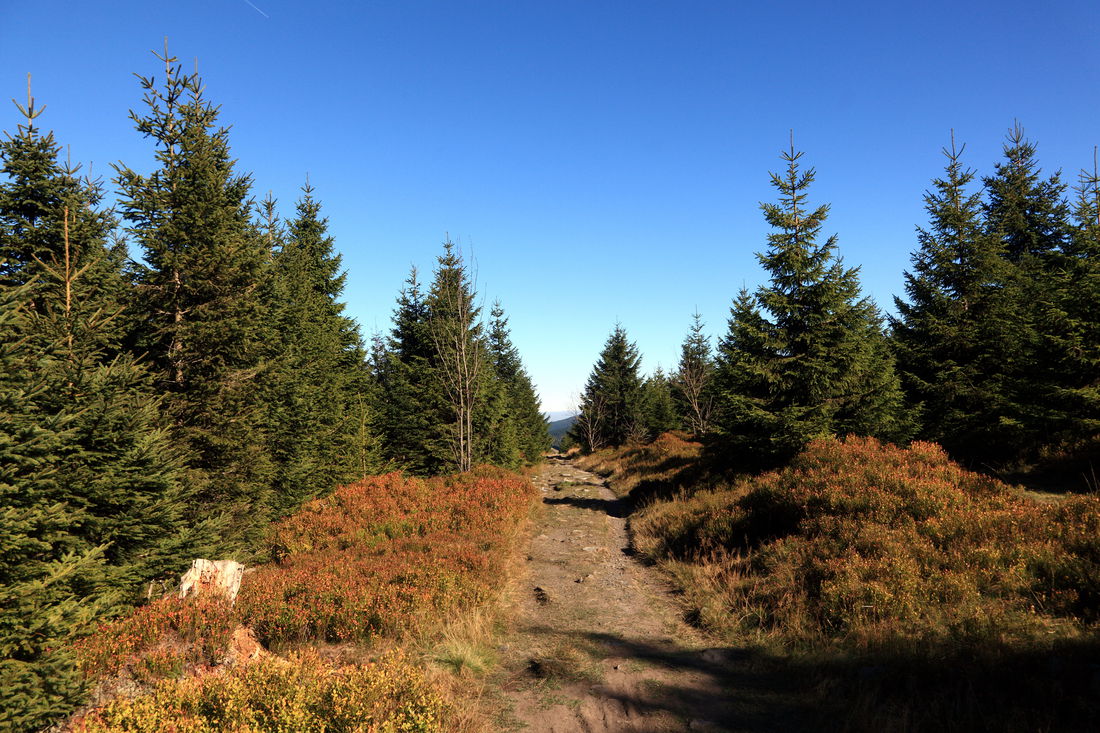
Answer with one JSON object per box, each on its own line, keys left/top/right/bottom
{"left": 634, "top": 436, "right": 1100, "bottom": 644}
{"left": 236, "top": 466, "right": 535, "bottom": 645}
{"left": 72, "top": 597, "right": 236, "bottom": 681}
{"left": 68, "top": 465, "right": 535, "bottom": 731}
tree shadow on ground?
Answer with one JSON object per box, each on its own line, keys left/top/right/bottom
{"left": 515, "top": 622, "right": 815, "bottom": 732}
{"left": 516, "top": 622, "right": 1100, "bottom": 733}
{"left": 542, "top": 494, "right": 630, "bottom": 519}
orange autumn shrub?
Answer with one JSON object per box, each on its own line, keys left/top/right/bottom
{"left": 72, "top": 597, "right": 236, "bottom": 681}
{"left": 236, "top": 467, "right": 536, "bottom": 645}
{"left": 72, "top": 649, "right": 447, "bottom": 732}
{"left": 631, "top": 436, "right": 1100, "bottom": 644}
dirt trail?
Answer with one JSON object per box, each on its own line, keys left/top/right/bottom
{"left": 493, "top": 457, "right": 808, "bottom": 733}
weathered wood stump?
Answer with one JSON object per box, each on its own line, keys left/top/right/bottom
{"left": 178, "top": 558, "right": 246, "bottom": 603}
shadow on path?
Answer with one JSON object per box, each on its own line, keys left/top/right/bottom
{"left": 543, "top": 494, "right": 630, "bottom": 519}
{"left": 516, "top": 622, "right": 816, "bottom": 732}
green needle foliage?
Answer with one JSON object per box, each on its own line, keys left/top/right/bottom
{"left": 116, "top": 46, "right": 275, "bottom": 545}
{"left": 486, "top": 301, "right": 551, "bottom": 465}
{"left": 571, "top": 324, "right": 645, "bottom": 451}
{"left": 0, "top": 88, "right": 195, "bottom": 729}
{"left": 425, "top": 241, "right": 484, "bottom": 473}
{"left": 266, "top": 182, "right": 380, "bottom": 513}
{"left": 894, "top": 126, "right": 1099, "bottom": 468}
{"left": 1055, "top": 154, "right": 1100, "bottom": 446}
{"left": 372, "top": 267, "right": 451, "bottom": 475}
{"left": 0, "top": 283, "right": 98, "bottom": 732}
{"left": 640, "top": 366, "right": 680, "bottom": 438}
{"left": 372, "top": 246, "right": 547, "bottom": 473}
{"left": 715, "top": 141, "right": 907, "bottom": 463}
{"left": 672, "top": 312, "right": 716, "bottom": 437}
{"left": 892, "top": 134, "right": 1017, "bottom": 462}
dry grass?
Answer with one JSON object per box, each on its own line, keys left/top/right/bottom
{"left": 576, "top": 432, "right": 709, "bottom": 499}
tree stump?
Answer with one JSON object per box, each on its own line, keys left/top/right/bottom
{"left": 178, "top": 559, "right": 246, "bottom": 603}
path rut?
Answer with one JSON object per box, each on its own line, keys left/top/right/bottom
{"left": 493, "top": 457, "right": 808, "bottom": 732}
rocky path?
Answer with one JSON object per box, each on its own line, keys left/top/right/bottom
{"left": 493, "top": 457, "right": 808, "bottom": 733}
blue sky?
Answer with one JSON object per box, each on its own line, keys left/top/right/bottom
{"left": 2, "top": 1, "right": 1098, "bottom": 412}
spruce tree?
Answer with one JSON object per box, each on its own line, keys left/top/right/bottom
{"left": 570, "top": 324, "right": 644, "bottom": 450}
{"left": 1037, "top": 150, "right": 1100, "bottom": 454}
{"left": 425, "top": 241, "right": 483, "bottom": 472}
{"left": 116, "top": 45, "right": 274, "bottom": 543}
{"left": 892, "top": 134, "right": 1019, "bottom": 460}
{"left": 373, "top": 269, "right": 450, "bottom": 474}
{"left": 716, "top": 141, "right": 905, "bottom": 461}
{"left": 979, "top": 124, "right": 1076, "bottom": 462}
{"left": 1, "top": 88, "right": 196, "bottom": 729}
{"left": 266, "top": 182, "right": 376, "bottom": 512}
{"left": 0, "top": 283, "right": 100, "bottom": 731}
{"left": 640, "top": 367, "right": 680, "bottom": 438}
{"left": 486, "top": 301, "right": 550, "bottom": 464}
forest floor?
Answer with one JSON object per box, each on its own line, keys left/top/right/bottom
{"left": 489, "top": 457, "right": 813, "bottom": 733}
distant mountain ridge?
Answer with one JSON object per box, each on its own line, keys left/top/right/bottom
{"left": 544, "top": 410, "right": 577, "bottom": 422}
{"left": 547, "top": 414, "right": 577, "bottom": 448}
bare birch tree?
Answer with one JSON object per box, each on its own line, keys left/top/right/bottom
{"left": 427, "top": 241, "right": 483, "bottom": 472}
{"left": 673, "top": 311, "right": 715, "bottom": 436}
{"left": 572, "top": 390, "right": 607, "bottom": 452}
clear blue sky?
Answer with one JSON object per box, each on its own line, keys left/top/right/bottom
{"left": 3, "top": 1, "right": 1097, "bottom": 412}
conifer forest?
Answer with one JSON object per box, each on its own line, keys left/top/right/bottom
{"left": 3, "top": 40, "right": 1100, "bottom": 733}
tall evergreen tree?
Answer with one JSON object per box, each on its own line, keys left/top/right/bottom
{"left": 640, "top": 367, "right": 680, "bottom": 438}
{"left": 570, "top": 324, "right": 644, "bottom": 451}
{"left": 486, "top": 301, "right": 550, "bottom": 464}
{"left": 897, "top": 127, "right": 1084, "bottom": 465}
{"left": 373, "top": 268, "right": 450, "bottom": 474}
{"left": 1029, "top": 148, "right": 1100, "bottom": 455}
{"left": 425, "top": 241, "right": 484, "bottom": 472}
{"left": 1, "top": 87, "right": 197, "bottom": 728}
{"left": 1061, "top": 151, "right": 1100, "bottom": 433}
{"left": 716, "top": 141, "right": 905, "bottom": 461}
{"left": 980, "top": 124, "right": 1076, "bottom": 462}
{"left": 266, "top": 182, "right": 377, "bottom": 513}
{"left": 116, "top": 45, "right": 274, "bottom": 543}
{"left": 891, "top": 134, "right": 1013, "bottom": 459}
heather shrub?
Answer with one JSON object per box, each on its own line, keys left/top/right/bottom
{"left": 237, "top": 469, "right": 536, "bottom": 645}
{"left": 73, "top": 649, "right": 447, "bottom": 732}
{"left": 631, "top": 436, "right": 1100, "bottom": 644}
{"left": 72, "top": 597, "right": 236, "bottom": 681}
